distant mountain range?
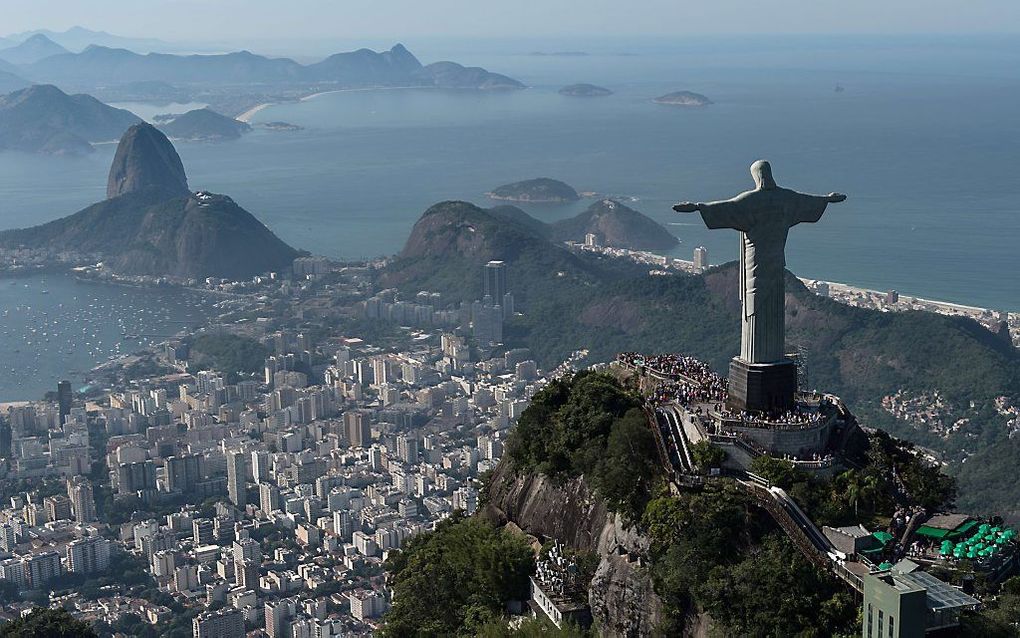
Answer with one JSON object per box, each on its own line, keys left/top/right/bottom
{"left": 0, "top": 34, "right": 69, "bottom": 65}
{"left": 8, "top": 42, "right": 523, "bottom": 91}
{"left": 0, "top": 84, "right": 140, "bottom": 154}
{"left": 3, "top": 27, "right": 175, "bottom": 54}
{"left": 0, "top": 56, "right": 22, "bottom": 75}
{"left": 0, "top": 123, "right": 298, "bottom": 279}
{"left": 0, "top": 70, "right": 29, "bottom": 94}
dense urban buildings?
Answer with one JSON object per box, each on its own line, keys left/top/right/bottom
{"left": 0, "top": 256, "right": 565, "bottom": 636}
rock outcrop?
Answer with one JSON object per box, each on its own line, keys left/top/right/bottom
{"left": 107, "top": 122, "right": 190, "bottom": 199}
{"left": 484, "top": 461, "right": 670, "bottom": 637}
{"left": 2, "top": 124, "right": 298, "bottom": 279}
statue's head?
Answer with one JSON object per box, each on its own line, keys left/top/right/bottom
{"left": 750, "top": 160, "right": 777, "bottom": 190}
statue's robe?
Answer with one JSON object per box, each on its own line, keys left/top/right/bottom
{"left": 698, "top": 187, "right": 832, "bottom": 364}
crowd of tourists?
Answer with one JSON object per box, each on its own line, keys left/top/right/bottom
{"left": 650, "top": 379, "right": 727, "bottom": 408}
{"left": 723, "top": 406, "right": 825, "bottom": 428}
{"left": 618, "top": 352, "right": 722, "bottom": 386}
{"left": 620, "top": 352, "right": 828, "bottom": 428}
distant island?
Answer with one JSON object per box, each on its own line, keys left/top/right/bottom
{"left": 0, "top": 84, "right": 140, "bottom": 155}
{"left": 559, "top": 83, "right": 613, "bottom": 97}
{"left": 158, "top": 107, "right": 251, "bottom": 141}
{"left": 654, "top": 90, "right": 713, "bottom": 107}
{"left": 529, "top": 51, "right": 589, "bottom": 57}
{"left": 487, "top": 178, "right": 580, "bottom": 203}
{"left": 260, "top": 121, "right": 303, "bottom": 131}
{"left": 0, "top": 43, "right": 527, "bottom": 120}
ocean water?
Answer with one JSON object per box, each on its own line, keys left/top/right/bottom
{"left": 0, "top": 36, "right": 1018, "bottom": 398}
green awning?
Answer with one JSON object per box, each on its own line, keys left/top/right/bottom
{"left": 916, "top": 525, "right": 949, "bottom": 539}
{"left": 950, "top": 520, "right": 980, "bottom": 539}
{"left": 873, "top": 531, "right": 894, "bottom": 544}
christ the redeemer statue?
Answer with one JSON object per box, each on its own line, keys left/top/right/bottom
{"left": 674, "top": 160, "right": 845, "bottom": 411}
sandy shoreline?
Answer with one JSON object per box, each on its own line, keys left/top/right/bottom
{"left": 236, "top": 86, "right": 434, "bottom": 122}
{"left": 236, "top": 102, "right": 272, "bottom": 123}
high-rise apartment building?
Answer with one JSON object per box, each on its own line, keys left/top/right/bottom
{"left": 484, "top": 260, "right": 507, "bottom": 302}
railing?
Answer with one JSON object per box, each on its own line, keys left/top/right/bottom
{"left": 644, "top": 405, "right": 678, "bottom": 483}
{"left": 664, "top": 406, "right": 695, "bottom": 472}
{"left": 739, "top": 475, "right": 863, "bottom": 593}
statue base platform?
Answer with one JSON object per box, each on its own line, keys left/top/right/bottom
{"left": 727, "top": 358, "right": 797, "bottom": 413}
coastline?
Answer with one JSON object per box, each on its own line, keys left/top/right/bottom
{"left": 572, "top": 243, "right": 1018, "bottom": 344}
{"left": 236, "top": 102, "right": 271, "bottom": 123}
{"left": 236, "top": 86, "right": 435, "bottom": 123}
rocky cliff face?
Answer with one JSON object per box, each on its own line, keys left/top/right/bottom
{"left": 107, "top": 122, "right": 190, "bottom": 199}
{"left": 484, "top": 461, "right": 683, "bottom": 637}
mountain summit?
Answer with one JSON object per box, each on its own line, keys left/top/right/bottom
{"left": 107, "top": 122, "right": 190, "bottom": 199}
{"left": 0, "top": 84, "right": 140, "bottom": 155}
{"left": 0, "top": 33, "right": 69, "bottom": 65}
{"left": 1, "top": 125, "right": 298, "bottom": 279}
{"left": 551, "top": 199, "right": 679, "bottom": 251}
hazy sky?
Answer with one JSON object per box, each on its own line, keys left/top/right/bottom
{"left": 2, "top": 0, "right": 1019, "bottom": 44}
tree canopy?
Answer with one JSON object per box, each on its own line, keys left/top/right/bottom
{"left": 381, "top": 512, "right": 535, "bottom": 637}
{"left": 0, "top": 608, "right": 98, "bottom": 638}
{"left": 505, "top": 371, "right": 660, "bottom": 520}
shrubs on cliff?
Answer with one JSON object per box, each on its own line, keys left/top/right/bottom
{"left": 748, "top": 431, "right": 956, "bottom": 530}
{"left": 643, "top": 482, "right": 858, "bottom": 636}
{"left": 505, "top": 371, "right": 660, "bottom": 519}
{"left": 381, "top": 512, "right": 534, "bottom": 637}
{"left": 959, "top": 575, "right": 1020, "bottom": 636}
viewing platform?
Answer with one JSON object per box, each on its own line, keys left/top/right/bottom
{"left": 618, "top": 353, "right": 860, "bottom": 473}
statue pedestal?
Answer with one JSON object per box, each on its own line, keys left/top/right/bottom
{"left": 727, "top": 358, "right": 797, "bottom": 413}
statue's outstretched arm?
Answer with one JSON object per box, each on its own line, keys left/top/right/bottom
{"left": 791, "top": 192, "right": 847, "bottom": 226}
{"left": 675, "top": 196, "right": 751, "bottom": 231}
